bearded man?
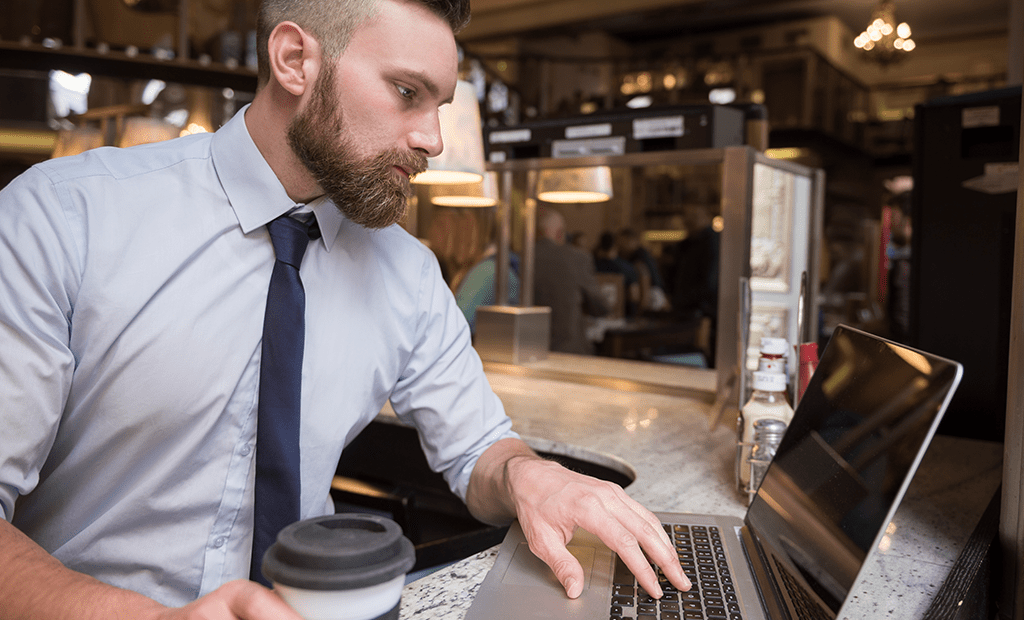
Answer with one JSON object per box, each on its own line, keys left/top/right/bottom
{"left": 0, "top": 1, "right": 689, "bottom": 618}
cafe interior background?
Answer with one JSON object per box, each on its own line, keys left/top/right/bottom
{"left": 1, "top": 0, "right": 1023, "bottom": 613}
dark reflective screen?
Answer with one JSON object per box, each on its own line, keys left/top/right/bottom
{"left": 745, "top": 325, "right": 962, "bottom": 614}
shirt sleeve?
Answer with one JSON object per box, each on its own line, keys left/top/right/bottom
{"left": 0, "top": 167, "right": 80, "bottom": 522}
{"left": 387, "top": 249, "right": 518, "bottom": 503}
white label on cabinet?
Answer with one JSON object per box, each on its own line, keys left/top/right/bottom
{"left": 565, "top": 123, "right": 612, "bottom": 139}
{"left": 633, "top": 116, "right": 684, "bottom": 139}
{"left": 488, "top": 128, "right": 531, "bottom": 144}
{"left": 962, "top": 106, "right": 1001, "bottom": 128}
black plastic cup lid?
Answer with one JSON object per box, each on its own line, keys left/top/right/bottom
{"left": 262, "top": 514, "right": 415, "bottom": 590}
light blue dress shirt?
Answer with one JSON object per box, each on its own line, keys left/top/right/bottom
{"left": 0, "top": 106, "right": 517, "bottom": 606}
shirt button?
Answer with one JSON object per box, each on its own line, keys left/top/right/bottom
{"left": 213, "top": 537, "right": 227, "bottom": 548}
{"left": 240, "top": 445, "right": 252, "bottom": 456}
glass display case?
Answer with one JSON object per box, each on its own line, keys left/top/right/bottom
{"left": 482, "top": 145, "right": 824, "bottom": 407}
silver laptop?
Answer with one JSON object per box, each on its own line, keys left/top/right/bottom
{"left": 465, "top": 325, "right": 963, "bottom": 620}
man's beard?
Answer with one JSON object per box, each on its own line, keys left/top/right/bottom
{"left": 287, "top": 65, "right": 427, "bottom": 229}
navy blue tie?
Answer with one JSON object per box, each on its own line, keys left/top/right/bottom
{"left": 251, "top": 214, "right": 320, "bottom": 585}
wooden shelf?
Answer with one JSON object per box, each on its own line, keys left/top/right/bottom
{"left": 0, "top": 41, "right": 258, "bottom": 92}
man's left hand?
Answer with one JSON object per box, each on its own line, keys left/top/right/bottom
{"left": 466, "top": 438, "right": 691, "bottom": 599}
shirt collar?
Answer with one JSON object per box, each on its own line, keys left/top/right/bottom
{"left": 211, "top": 104, "right": 343, "bottom": 252}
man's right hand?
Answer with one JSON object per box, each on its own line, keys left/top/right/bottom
{"left": 0, "top": 519, "right": 303, "bottom": 620}
{"left": 155, "top": 580, "right": 304, "bottom": 620}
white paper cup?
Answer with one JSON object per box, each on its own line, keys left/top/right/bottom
{"left": 262, "top": 514, "right": 415, "bottom": 620}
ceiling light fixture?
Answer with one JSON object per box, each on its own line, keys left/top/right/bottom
{"left": 536, "top": 166, "right": 613, "bottom": 204}
{"left": 854, "top": 0, "right": 915, "bottom": 65}
{"left": 431, "top": 172, "right": 499, "bottom": 207}
{"left": 412, "top": 80, "right": 486, "bottom": 185}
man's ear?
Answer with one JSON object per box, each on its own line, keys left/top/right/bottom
{"left": 266, "top": 21, "right": 322, "bottom": 97}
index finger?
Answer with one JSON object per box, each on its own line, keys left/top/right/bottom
{"left": 639, "top": 521, "right": 690, "bottom": 594}
{"left": 610, "top": 518, "right": 691, "bottom": 598}
{"left": 569, "top": 501, "right": 675, "bottom": 597}
{"left": 617, "top": 498, "right": 692, "bottom": 595}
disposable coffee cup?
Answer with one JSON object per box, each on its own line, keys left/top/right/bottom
{"left": 262, "top": 513, "right": 415, "bottom": 620}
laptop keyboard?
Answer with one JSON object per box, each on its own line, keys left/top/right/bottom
{"left": 772, "top": 557, "right": 832, "bottom": 620}
{"left": 610, "top": 524, "right": 742, "bottom": 620}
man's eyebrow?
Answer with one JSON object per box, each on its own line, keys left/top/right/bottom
{"left": 403, "top": 69, "right": 453, "bottom": 104}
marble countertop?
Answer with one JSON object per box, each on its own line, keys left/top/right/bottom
{"left": 396, "top": 362, "right": 1004, "bottom": 620}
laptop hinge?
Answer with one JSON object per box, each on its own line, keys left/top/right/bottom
{"left": 740, "top": 524, "right": 792, "bottom": 620}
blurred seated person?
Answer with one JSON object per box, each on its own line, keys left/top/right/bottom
{"left": 567, "top": 230, "right": 589, "bottom": 250}
{"left": 593, "top": 231, "right": 640, "bottom": 316}
{"left": 668, "top": 204, "right": 720, "bottom": 364}
{"left": 886, "top": 208, "right": 912, "bottom": 343}
{"left": 455, "top": 240, "right": 521, "bottom": 334}
{"left": 670, "top": 203, "right": 720, "bottom": 320}
{"left": 533, "top": 207, "right": 610, "bottom": 354}
{"left": 616, "top": 228, "right": 670, "bottom": 313}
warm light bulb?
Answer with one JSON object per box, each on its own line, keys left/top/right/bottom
{"left": 621, "top": 76, "right": 636, "bottom": 96}
{"left": 414, "top": 170, "right": 482, "bottom": 184}
{"left": 431, "top": 195, "right": 496, "bottom": 207}
{"left": 537, "top": 190, "right": 610, "bottom": 203}
{"left": 636, "top": 72, "right": 653, "bottom": 92}
{"left": 180, "top": 122, "right": 209, "bottom": 137}
{"left": 902, "top": 39, "right": 915, "bottom": 51}
{"left": 897, "top": 22, "right": 911, "bottom": 38}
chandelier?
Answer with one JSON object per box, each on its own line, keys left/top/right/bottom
{"left": 853, "top": 0, "right": 915, "bottom": 65}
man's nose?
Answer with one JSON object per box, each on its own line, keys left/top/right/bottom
{"left": 409, "top": 111, "right": 444, "bottom": 158}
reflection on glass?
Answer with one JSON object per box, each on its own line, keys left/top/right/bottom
{"left": 419, "top": 152, "right": 817, "bottom": 373}
{"left": 750, "top": 163, "right": 795, "bottom": 293}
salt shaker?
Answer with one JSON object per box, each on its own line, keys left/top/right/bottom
{"left": 747, "top": 417, "right": 788, "bottom": 505}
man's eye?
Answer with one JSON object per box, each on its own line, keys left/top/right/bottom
{"left": 397, "top": 85, "right": 415, "bottom": 99}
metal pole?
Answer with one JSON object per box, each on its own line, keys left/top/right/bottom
{"left": 495, "top": 171, "right": 512, "bottom": 306}
{"left": 178, "top": 0, "right": 190, "bottom": 62}
{"left": 998, "top": 74, "right": 1024, "bottom": 620}
{"left": 522, "top": 171, "right": 538, "bottom": 307}
{"left": 1009, "top": 0, "right": 1023, "bottom": 86}
{"left": 73, "top": 0, "right": 86, "bottom": 50}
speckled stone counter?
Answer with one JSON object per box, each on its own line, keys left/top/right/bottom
{"left": 397, "top": 361, "right": 1003, "bottom": 620}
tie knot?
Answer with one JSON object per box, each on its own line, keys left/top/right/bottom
{"left": 267, "top": 215, "right": 319, "bottom": 268}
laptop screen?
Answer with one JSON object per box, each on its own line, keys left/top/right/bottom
{"left": 745, "top": 325, "right": 962, "bottom": 613}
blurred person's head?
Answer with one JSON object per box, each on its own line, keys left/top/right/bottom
{"left": 537, "top": 207, "right": 567, "bottom": 244}
{"left": 682, "top": 203, "right": 713, "bottom": 235}
{"left": 616, "top": 228, "right": 641, "bottom": 257}
{"left": 595, "top": 231, "right": 617, "bottom": 257}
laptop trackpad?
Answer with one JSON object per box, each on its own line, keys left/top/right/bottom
{"left": 501, "top": 543, "right": 596, "bottom": 591}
